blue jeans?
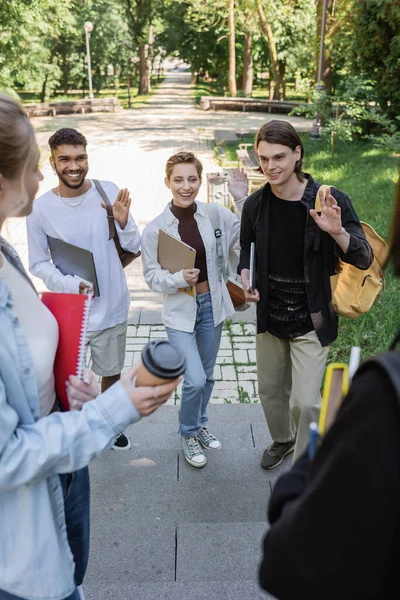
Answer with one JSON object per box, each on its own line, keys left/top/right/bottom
{"left": 166, "top": 292, "right": 223, "bottom": 438}
{"left": 61, "top": 467, "right": 90, "bottom": 588}
{"left": 0, "top": 467, "right": 90, "bottom": 600}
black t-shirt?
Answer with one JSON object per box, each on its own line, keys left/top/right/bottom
{"left": 170, "top": 202, "right": 208, "bottom": 283}
{"left": 266, "top": 192, "right": 313, "bottom": 339}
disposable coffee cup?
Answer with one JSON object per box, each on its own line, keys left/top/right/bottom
{"left": 135, "top": 339, "right": 186, "bottom": 387}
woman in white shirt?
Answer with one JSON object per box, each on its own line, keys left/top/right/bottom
{"left": 141, "top": 152, "right": 241, "bottom": 468}
{"left": 0, "top": 93, "right": 179, "bottom": 600}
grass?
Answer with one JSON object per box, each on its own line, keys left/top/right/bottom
{"left": 18, "top": 77, "right": 164, "bottom": 110}
{"left": 191, "top": 80, "right": 309, "bottom": 104}
{"left": 219, "top": 134, "right": 400, "bottom": 362}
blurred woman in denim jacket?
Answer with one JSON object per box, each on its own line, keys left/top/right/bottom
{"left": 0, "top": 94, "right": 179, "bottom": 600}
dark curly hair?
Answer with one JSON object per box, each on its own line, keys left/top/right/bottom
{"left": 255, "top": 120, "right": 305, "bottom": 182}
{"left": 48, "top": 128, "right": 87, "bottom": 152}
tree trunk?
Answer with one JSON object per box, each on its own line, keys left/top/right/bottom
{"left": 228, "top": 0, "right": 237, "bottom": 97}
{"left": 279, "top": 62, "right": 285, "bottom": 99}
{"left": 268, "top": 68, "right": 274, "bottom": 100}
{"left": 243, "top": 32, "right": 253, "bottom": 97}
{"left": 257, "top": 0, "right": 283, "bottom": 100}
{"left": 62, "top": 48, "right": 69, "bottom": 94}
{"left": 316, "top": 0, "right": 333, "bottom": 94}
{"left": 147, "top": 24, "right": 153, "bottom": 92}
{"left": 138, "top": 44, "right": 149, "bottom": 94}
{"left": 40, "top": 75, "right": 48, "bottom": 103}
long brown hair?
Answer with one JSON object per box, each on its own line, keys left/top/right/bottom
{"left": 0, "top": 94, "right": 34, "bottom": 179}
{"left": 387, "top": 177, "right": 400, "bottom": 276}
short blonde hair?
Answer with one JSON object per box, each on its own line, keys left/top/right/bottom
{"left": 165, "top": 151, "right": 203, "bottom": 180}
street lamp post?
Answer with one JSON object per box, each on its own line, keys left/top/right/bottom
{"left": 310, "top": 0, "right": 328, "bottom": 140}
{"left": 84, "top": 21, "right": 94, "bottom": 100}
{"left": 124, "top": 40, "right": 132, "bottom": 109}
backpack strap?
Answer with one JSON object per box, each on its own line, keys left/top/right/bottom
{"left": 205, "top": 203, "right": 226, "bottom": 280}
{"left": 93, "top": 179, "right": 115, "bottom": 241}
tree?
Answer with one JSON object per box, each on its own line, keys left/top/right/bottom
{"left": 256, "top": 0, "right": 283, "bottom": 99}
{"left": 228, "top": 0, "right": 237, "bottom": 96}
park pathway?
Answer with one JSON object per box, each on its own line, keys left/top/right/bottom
{"left": 1, "top": 69, "right": 313, "bottom": 600}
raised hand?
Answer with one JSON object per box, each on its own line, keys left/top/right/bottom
{"left": 228, "top": 168, "right": 249, "bottom": 203}
{"left": 101, "top": 188, "right": 131, "bottom": 229}
{"left": 309, "top": 187, "right": 343, "bottom": 236}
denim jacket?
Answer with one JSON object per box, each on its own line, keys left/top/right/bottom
{"left": 0, "top": 237, "right": 140, "bottom": 600}
{"left": 141, "top": 201, "right": 240, "bottom": 333}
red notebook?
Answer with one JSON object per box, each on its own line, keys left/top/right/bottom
{"left": 41, "top": 292, "right": 92, "bottom": 410}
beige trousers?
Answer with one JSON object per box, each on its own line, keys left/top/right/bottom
{"left": 256, "top": 329, "right": 329, "bottom": 461}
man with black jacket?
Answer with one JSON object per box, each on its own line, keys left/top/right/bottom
{"left": 230, "top": 120, "right": 372, "bottom": 469}
{"left": 258, "top": 180, "right": 400, "bottom": 599}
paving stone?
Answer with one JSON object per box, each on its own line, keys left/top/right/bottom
{"left": 238, "top": 372, "right": 258, "bottom": 382}
{"left": 215, "top": 355, "right": 234, "bottom": 365}
{"left": 137, "top": 325, "right": 151, "bottom": 337}
{"left": 85, "top": 522, "right": 175, "bottom": 586}
{"left": 233, "top": 341, "right": 255, "bottom": 350}
{"left": 84, "top": 580, "right": 276, "bottom": 600}
{"left": 217, "top": 349, "right": 234, "bottom": 357}
{"left": 221, "top": 365, "right": 237, "bottom": 380}
{"left": 243, "top": 323, "right": 257, "bottom": 335}
{"left": 213, "top": 365, "right": 222, "bottom": 380}
{"left": 233, "top": 349, "right": 249, "bottom": 363}
{"left": 219, "top": 337, "right": 232, "bottom": 350}
{"left": 177, "top": 522, "right": 266, "bottom": 582}
{"left": 237, "top": 365, "right": 258, "bottom": 373}
{"left": 124, "top": 351, "right": 134, "bottom": 366}
{"left": 214, "top": 381, "right": 237, "bottom": 390}
{"left": 238, "top": 380, "right": 256, "bottom": 397}
{"left": 233, "top": 335, "right": 255, "bottom": 345}
{"left": 230, "top": 324, "right": 244, "bottom": 335}
{"left": 248, "top": 349, "right": 257, "bottom": 363}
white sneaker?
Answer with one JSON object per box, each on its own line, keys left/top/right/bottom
{"left": 181, "top": 436, "right": 207, "bottom": 468}
{"left": 197, "top": 426, "right": 221, "bottom": 450}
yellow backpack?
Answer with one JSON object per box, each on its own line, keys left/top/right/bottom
{"left": 316, "top": 185, "right": 388, "bottom": 319}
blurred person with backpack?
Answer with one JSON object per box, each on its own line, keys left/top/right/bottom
{"left": 228, "top": 120, "right": 373, "bottom": 469}
{"left": 258, "top": 178, "right": 400, "bottom": 600}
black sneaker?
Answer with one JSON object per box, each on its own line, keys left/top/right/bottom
{"left": 112, "top": 433, "right": 131, "bottom": 451}
{"left": 261, "top": 439, "right": 296, "bottom": 469}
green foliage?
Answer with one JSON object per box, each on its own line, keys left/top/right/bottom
{"left": 350, "top": 0, "right": 400, "bottom": 120}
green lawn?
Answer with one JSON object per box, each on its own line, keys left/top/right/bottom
{"left": 192, "top": 80, "right": 308, "bottom": 104}
{"left": 18, "top": 78, "right": 164, "bottom": 110}
{"left": 220, "top": 134, "right": 400, "bottom": 362}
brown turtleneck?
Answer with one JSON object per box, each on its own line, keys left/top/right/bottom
{"left": 170, "top": 202, "right": 208, "bottom": 284}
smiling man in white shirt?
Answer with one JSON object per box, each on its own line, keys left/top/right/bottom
{"left": 27, "top": 128, "right": 141, "bottom": 450}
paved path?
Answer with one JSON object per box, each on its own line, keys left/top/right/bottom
{"left": 2, "top": 70, "right": 306, "bottom": 599}
{"left": 2, "top": 70, "right": 313, "bottom": 403}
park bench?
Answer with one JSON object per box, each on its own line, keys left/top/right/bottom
{"left": 236, "top": 143, "right": 265, "bottom": 193}
{"left": 24, "top": 97, "right": 122, "bottom": 118}
{"left": 200, "top": 96, "right": 304, "bottom": 113}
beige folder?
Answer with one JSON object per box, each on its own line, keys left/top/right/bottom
{"left": 158, "top": 229, "right": 197, "bottom": 296}
{"left": 158, "top": 229, "right": 196, "bottom": 271}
